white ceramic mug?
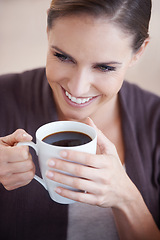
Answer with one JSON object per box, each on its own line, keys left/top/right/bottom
{"left": 18, "top": 121, "right": 97, "bottom": 204}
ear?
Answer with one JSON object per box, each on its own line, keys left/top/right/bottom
{"left": 129, "top": 37, "right": 150, "bottom": 67}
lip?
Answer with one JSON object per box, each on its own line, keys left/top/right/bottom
{"left": 61, "top": 87, "right": 98, "bottom": 108}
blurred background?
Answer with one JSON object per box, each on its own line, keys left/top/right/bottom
{"left": 0, "top": 0, "right": 160, "bottom": 95}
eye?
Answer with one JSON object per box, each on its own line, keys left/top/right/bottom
{"left": 95, "top": 64, "right": 116, "bottom": 72}
{"left": 54, "top": 52, "right": 73, "bottom": 63}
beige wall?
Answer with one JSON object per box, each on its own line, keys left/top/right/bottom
{"left": 0, "top": 0, "right": 160, "bottom": 95}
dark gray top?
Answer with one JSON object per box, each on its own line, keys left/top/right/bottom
{"left": 0, "top": 68, "right": 159, "bottom": 240}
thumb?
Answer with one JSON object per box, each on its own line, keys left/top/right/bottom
{"left": 0, "top": 129, "right": 32, "bottom": 146}
{"left": 85, "top": 117, "right": 118, "bottom": 156}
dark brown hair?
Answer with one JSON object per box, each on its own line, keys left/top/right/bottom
{"left": 47, "top": 0, "right": 152, "bottom": 51}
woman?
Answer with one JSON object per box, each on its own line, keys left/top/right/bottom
{"left": 0, "top": 0, "right": 159, "bottom": 239}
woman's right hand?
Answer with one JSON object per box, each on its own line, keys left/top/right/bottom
{"left": 0, "top": 129, "right": 35, "bottom": 190}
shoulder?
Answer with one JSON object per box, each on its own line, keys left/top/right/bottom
{"left": 120, "top": 82, "right": 160, "bottom": 226}
{"left": 0, "top": 68, "right": 54, "bottom": 136}
{"left": 120, "top": 80, "right": 160, "bottom": 160}
{"left": 0, "top": 68, "right": 46, "bottom": 102}
{"left": 0, "top": 68, "right": 46, "bottom": 89}
{"left": 0, "top": 67, "right": 46, "bottom": 117}
{"left": 120, "top": 81, "right": 160, "bottom": 106}
{"left": 120, "top": 81, "right": 160, "bottom": 121}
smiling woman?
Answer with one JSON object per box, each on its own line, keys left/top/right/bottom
{"left": 0, "top": 1, "right": 160, "bottom": 240}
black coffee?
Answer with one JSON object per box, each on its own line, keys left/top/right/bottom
{"left": 42, "top": 131, "right": 92, "bottom": 147}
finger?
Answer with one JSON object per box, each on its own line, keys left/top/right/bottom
{"left": 55, "top": 186, "right": 101, "bottom": 206}
{"left": 46, "top": 168, "right": 109, "bottom": 197}
{"left": 0, "top": 154, "right": 34, "bottom": 177}
{"left": 0, "top": 145, "right": 31, "bottom": 163}
{"left": 0, "top": 129, "right": 32, "bottom": 146}
{"left": 47, "top": 155, "right": 116, "bottom": 187}
{"left": 2, "top": 170, "right": 35, "bottom": 191}
{"left": 85, "top": 117, "right": 118, "bottom": 156}
{"left": 46, "top": 169, "right": 100, "bottom": 193}
{"left": 58, "top": 150, "right": 107, "bottom": 169}
{"left": 47, "top": 157, "right": 96, "bottom": 180}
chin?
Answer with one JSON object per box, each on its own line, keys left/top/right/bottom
{"left": 61, "top": 111, "right": 88, "bottom": 122}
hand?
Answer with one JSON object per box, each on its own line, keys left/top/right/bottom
{"left": 46, "top": 118, "right": 137, "bottom": 208}
{"left": 0, "top": 129, "right": 35, "bottom": 190}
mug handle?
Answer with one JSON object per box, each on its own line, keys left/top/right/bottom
{"left": 17, "top": 142, "right": 47, "bottom": 190}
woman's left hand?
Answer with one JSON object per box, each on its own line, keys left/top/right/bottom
{"left": 46, "top": 119, "right": 137, "bottom": 208}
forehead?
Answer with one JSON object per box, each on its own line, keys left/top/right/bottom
{"left": 50, "top": 14, "right": 130, "bottom": 38}
{"left": 48, "top": 15, "right": 133, "bottom": 60}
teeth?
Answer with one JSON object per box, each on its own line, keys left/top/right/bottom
{"left": 65, "top": 91, "right": 92, "bottom": 104}
{"left": 66, "top": 91, "right": 69, "bottom": 97}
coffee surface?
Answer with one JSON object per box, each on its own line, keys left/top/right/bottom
{"left": 42, "top": 131, "right": 92, "bottom": 147}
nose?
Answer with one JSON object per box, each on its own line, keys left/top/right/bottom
{"left": 67, "top": 68, "right": 92, "bottom": 97}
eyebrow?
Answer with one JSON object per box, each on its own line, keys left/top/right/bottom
{"left": 51, "top": 45, "right": 76, "bottom": 62}
{"left": 51, "top": 45, "right": 122, "bottom": 66}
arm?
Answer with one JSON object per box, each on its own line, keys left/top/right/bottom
{"left": 112, "top": 192, "right": 160, "bottom": 240}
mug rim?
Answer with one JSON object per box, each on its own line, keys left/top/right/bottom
{"left": 36, "top": 121, "right": 97, "bottom": 149}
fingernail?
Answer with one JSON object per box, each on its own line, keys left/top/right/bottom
{"left": 55, "top": 188, "right": 61, "bottom": 194}
{"left": 88, "top": 117, "right": 93, "bottom": 123}
{"left": 46, "top": 170, "right": 54, "bottom": 178}
{"left": 48, "top": 159, "right": 55, "bottom": 167}
{"left": 22, "top": 133, "right": 32, "bottom": 140}
{"left": 60, "top": 150, "right": 68, "bottom": 158}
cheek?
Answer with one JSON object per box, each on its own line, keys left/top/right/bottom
{"left": 46, "top": 57, "right": 71, "bottom": 84}
{"left": 94, "top": 72, "right": 124, "bottom": 97}
{"left": 46, "top": 61, "right": 62, "bottom": 84}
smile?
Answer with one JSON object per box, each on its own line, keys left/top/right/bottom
{"left": 65, "top": 90, "right": 93, "bottom": 105}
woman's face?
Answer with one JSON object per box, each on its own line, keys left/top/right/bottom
{"left": 46, "top": 15, "right": 136, "bottom": 121}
